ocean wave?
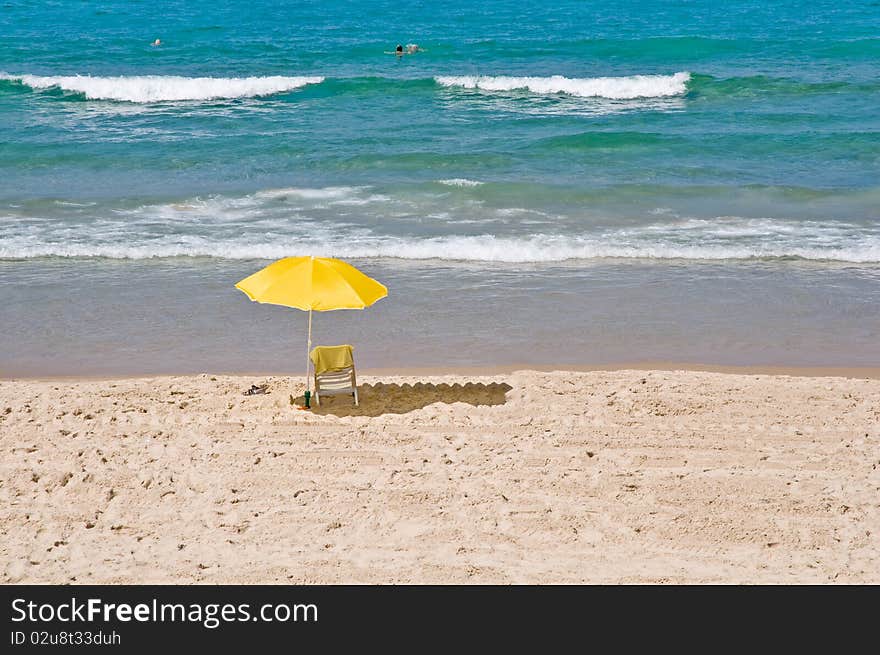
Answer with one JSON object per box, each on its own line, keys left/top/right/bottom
{"left": 2, "top": 71, "right": 874, "bottom": 106}
{"left": 253, "top": 186, "right": 365, "bottom": 200}
{"left": 4, "top": 188, "right": 878, "bottom": 264}
{"left": 437, "top": 178, "right": 485, "bottom": 187}
{"left": 434, "top": 72, "right": 691, "bottom": 99}
{"left": 3, "top": 234, "right": 877, "bottom": 264}
{"left": 0, "top": 73, "right": 324, "bottom": 102}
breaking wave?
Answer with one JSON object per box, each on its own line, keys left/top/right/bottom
{"left": 3, "top": 188, "right": 878, "bottom": 264}
{"left": 434, "top": 72, "right": 691, "bottom": 99}
{"left": 437, "top": 178, "right": 485, "bottom": 187}
{"left": 3, "top": 234, "right": 877, "bottom": 264}
{"left": 0, "top": 235, "right": 880, "bottom": 264}
{"left": 0, "top": 73, "right": 324, "bottom": 102}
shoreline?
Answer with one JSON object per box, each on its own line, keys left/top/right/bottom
{"left": 4, "top": 361, "right": 880, "bottom": 382}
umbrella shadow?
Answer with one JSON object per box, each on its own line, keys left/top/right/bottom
{"left": 295, "top": 381, "right": 513, "bottom": 417}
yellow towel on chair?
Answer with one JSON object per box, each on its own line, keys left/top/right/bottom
{"left": 310, "top": 345, "right": 354, "bottom": 376}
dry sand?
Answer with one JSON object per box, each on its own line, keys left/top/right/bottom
{"left": 1, "top": 369, "right": 878, "bottom": 584}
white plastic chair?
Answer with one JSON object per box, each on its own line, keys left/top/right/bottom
{"left": 310, "top": 345, "right": 359, "bottom": 406}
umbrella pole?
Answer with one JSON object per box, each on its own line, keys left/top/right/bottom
{"left": 304, "top": 309, "right": 313, "bottom": 408}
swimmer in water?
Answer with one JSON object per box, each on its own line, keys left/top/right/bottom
{"left": 151, "top": 38, "right": 162, "bottom": 47}
{"left": 395, "top": 44, "right": 403, "bottom": 55}
{"left": 406, "top": 43, "right": 421, "bottom": 54}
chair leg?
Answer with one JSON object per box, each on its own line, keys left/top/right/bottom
{"left": 314, "top": 390, "right": 320, "bottom": 406}
{"left": 353, "top": 388, "right": 359, "bottom": 406}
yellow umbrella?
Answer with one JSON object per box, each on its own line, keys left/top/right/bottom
{"left": 235, "top": 256, "right": 387, "bottom": 407}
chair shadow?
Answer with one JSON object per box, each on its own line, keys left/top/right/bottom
{"left": 294, "top": 381, "right": 513, "bottom": 417}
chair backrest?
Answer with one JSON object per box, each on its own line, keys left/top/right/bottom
{"left": 314, "top": 367, "right": 355, "bottom": 388}
{"left": 310, "top": 344, "right": 354, "bottom": 376}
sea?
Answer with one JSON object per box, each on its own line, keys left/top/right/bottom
{"left": 1, "top": 0, "right": 879, "bottom": 376}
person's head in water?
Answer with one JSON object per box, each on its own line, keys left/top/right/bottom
{"left": 395, "top": 44, "right": 403, "bottom": 54}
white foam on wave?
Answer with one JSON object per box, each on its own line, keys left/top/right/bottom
{"left": 3, "top": 193, "right": 878, "bottom": 264}
{"left": 3, "top": 233, "right": 878, "bottom": 263}
{"left": 254, "top": 186, "right": 364, "bottom": 200}
{"left": 253, "top": 186, "right": 390, "bottom": 207}
{"left": 434, "top": 72, "right": 691, "bottom": 99}
{"left": 0, "top": 73, "right": 324, "bottom": 102}
{"left": 437, "top": 178, "right": 485, "bottom": 187}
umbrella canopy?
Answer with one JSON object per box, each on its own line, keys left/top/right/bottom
{"left": 235, "top": 256, "right": 387, "bottom": 407}
{"left": 235, "top": 256, "right": 387, "bottom": 311}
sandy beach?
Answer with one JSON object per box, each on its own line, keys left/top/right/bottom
{"left": 2, "top": 368, "right": 877, "bottom": 584}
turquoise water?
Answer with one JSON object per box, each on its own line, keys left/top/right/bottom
{"left": 1, "top": 1, "right": 879, "bottom": 373}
